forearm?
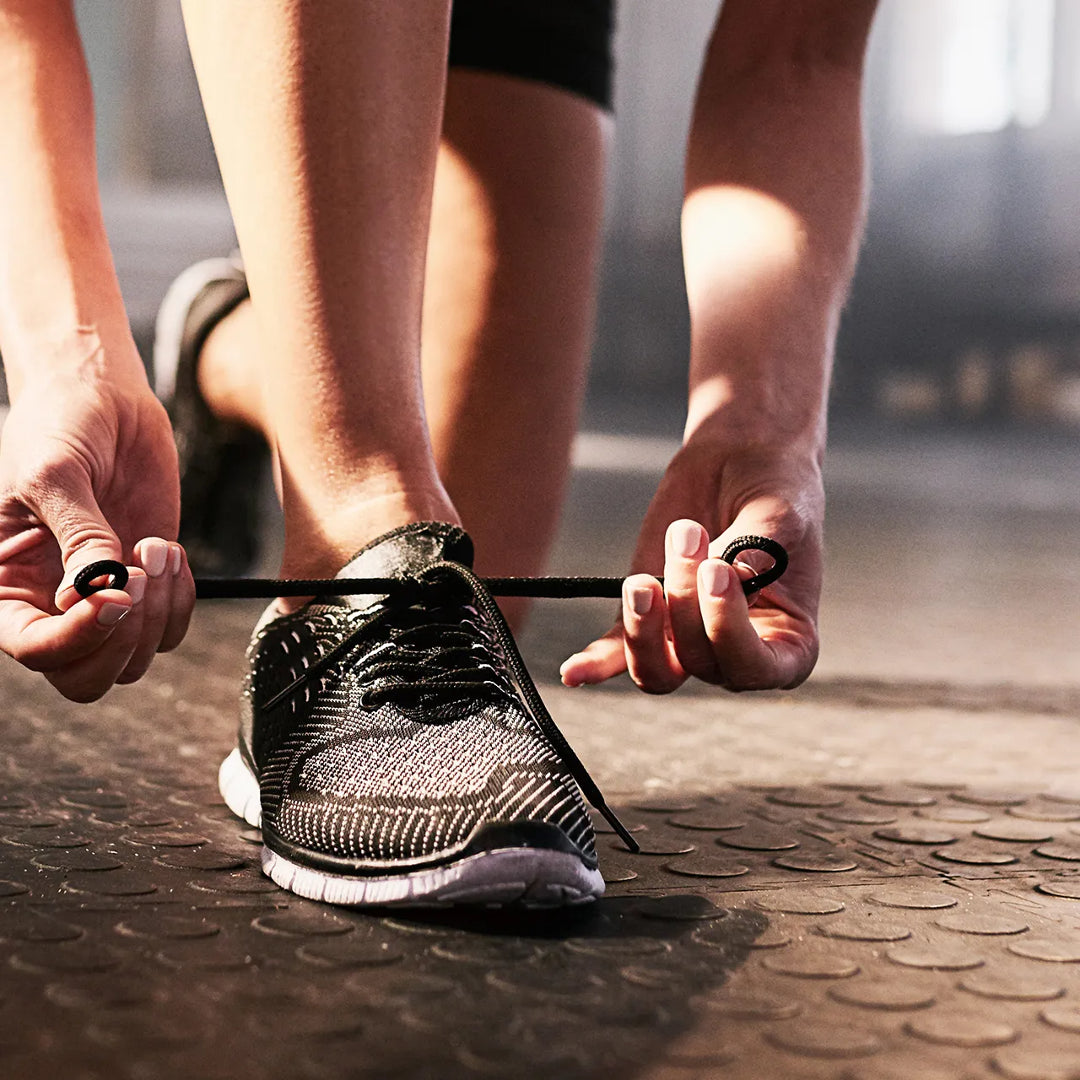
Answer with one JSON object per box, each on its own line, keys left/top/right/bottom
{"left": 0, "top": 0, "right": 139, "bottom": 396}
{"left": 681, "top": 0, "right": 877, "bottom": 459}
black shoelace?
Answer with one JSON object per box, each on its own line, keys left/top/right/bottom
{"left": 73, "top": 535, "right": 787, "bottom": 855}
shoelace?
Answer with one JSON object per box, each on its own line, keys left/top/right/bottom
{"left": 73, "top": 534, "right": 788, "bottom": 855}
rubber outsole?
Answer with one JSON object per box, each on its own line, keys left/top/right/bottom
{"left": 217, "top": 748, "right": 604, "bottom": 908}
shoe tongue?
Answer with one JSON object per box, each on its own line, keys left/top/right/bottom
{"left": 329, "top": 522, "right": 474, "bottom": 609}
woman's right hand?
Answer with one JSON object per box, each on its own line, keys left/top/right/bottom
{"left": 0, "top": 361, "right": 195, "bottom": 701}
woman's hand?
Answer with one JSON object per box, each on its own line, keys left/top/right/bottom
{"left": 0, "top": 366, "right": 195, "bottom": 701}
{"left": 561, "top": 440, "right": 823, "bottom": 693}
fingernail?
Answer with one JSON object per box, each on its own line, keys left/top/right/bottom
{"left": 127, "top": 574, "right": 146, "bottom": 605}
{"left": 700, "top": 560, "right": 732, "bottom": 598}
{"left": 668, "top": 520, "right": 701, "bottom": 560}
{"left": 140, "top": 539, "right": 168, "bottom": 578}
{"left": 624, "top": 583, "right": 653, "bottom": 616}
{"left": 169, "top": 544, "right": 182, "bottom": 574}
{"left": 97, "top": 602, "right": 129, "bottom": 627}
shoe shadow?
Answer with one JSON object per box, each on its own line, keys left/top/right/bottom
{"left": 335, "top": 891, "right": 768, "bottom": 1080}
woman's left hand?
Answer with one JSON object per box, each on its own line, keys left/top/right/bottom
{"left": 560, "top": 442, "right": 824, "bottom": 694}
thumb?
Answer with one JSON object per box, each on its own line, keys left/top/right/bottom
{"left": 30, "top": 467, "right": 126, "bottom": 612}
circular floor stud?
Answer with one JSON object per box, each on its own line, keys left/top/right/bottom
{"left": 1009, "top": 938, "right": 1080, "bottom": 963}
{"left": 63, "top": 871, "right": 158, "bottom": 897}
{"left": 617, "top": 838, "right": 696, "bottom": 856}
{"left": 1041, "top": 1004, "right": 1080, "bottom": 1033}
{"left": 904, "top": 1011, "right": 1018, "bottom": 1047}
{"left": 156, "top": 848, "right": 249, "bottom": 871}
{"left": 693, "top": 920, "right": 780, "bottom": 950}
{"left": 44, "top": 978, "right": 161, "bottom": 1011}
{"left": 743, "top": 926, "right": 792, "bottom": 949}
{"left": 4, "top": 830, "right": 89, "bottom": 849}
{"left": 667, "top": 810, "right": 748, "bottom": 831}
{"left": 716, "top": 825, "right": 800, "bottom": 852}
{"left": 31, "top": 850, "right": 123, "bottom": 872}
{"left": 975, "top": 821, "right": 1056, "bottom": 843}
{"left": 935, "top": 912, "right": 1030, "bottom": 935}
{"left": 121, "top": 830, "right": 209, "bottom": 848}
{"left": 761, "top": 952, "right": 860, "bottom": 979}
{"left": 700, "top": 992, "right": 801, "bottom": 1021}
{"left": 252, "top": 910, "right": 357, "bottom": 937}
{"left": 155, "top": 943, "right": 261, "bottom": 972}
{"left": 772, "top": 852, "right": 858, "bottom": 873}
{"left": 933, "top": 845, "right": 1019, "bottom": 865}
{"left": 860, "top": 789, "right": 936, "bottom": 808}
{"left": 1010, "top": 802, "right": 1080, "bottom": 822}
{"left": 886, "top": 943, "right": 985, "bottom": 970}
{"left": 869, "top": 885, "right": 959, "bottom": 910}
{"left": 764, "top": 1020, "right": 881, "bottom": 1058}
{"left": 116, "top": 914, "right": 221, "bottom": 940}
{"left": 2, "top": 915, "right": 83, "bottom": 943}
{"left": 1034, "top": 843, "right": 1080, "bottom": 862}
{"left": 959, "top": 972, "right": 1065, "bottom": 1001}
{"left": 952, "top": 789, "right": 1029, "bottom": 807}
{"left": 846, "top": 1059, "right": 971, "bottom": 1080}
{"left": 874, "top": 826, "right": 959, "bottom": 845}
{"left": 827, "top": 980, "right": 937, "bottom": 1011}
{"left": 917, "top": 805, "right": 992, "bottom": 823}
{"left": 296, "top": 938, "right": 404, "bottom": 969}
{"left": 484, "top": 966, "right": 604, "bottom": 998}
{"left": 1036, "top": 880, "right": 1080, "bottom": 900}
{"left": 664, "top": 854, "right": 748, "bottom": 878}
{"left": 10, "top": 944, "right": 123, "bottom": 975}
{"left": 765, "top": 788, "right": 846, "bottom": 809}
{"left": 817, "top": 917, "right": 912, "bottom": 942}
{"left": 755, "top": 892, "right": 845, "bottom": 915}
{"left": 564, "top": 937, "right": 671, "bottom": 959}
{"left": 818, "top": 807, "right": 899, "bottom": 826}
{"left": 990, "top": 1048, "right": 1080, "bottom": 1080}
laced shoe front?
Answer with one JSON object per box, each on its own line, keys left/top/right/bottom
{"left": 218, "top": 522, "right": 608, "bottom": 906}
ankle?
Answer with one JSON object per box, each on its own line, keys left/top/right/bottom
{"left": 198, "top": 301, "right": 265, "bottom": 431}
{"left": 278, "top": 489, "right": 461, "bottom": 582}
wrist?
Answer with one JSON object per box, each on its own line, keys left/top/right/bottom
{"left": 4, "top": 321, "right": 147, "bottom": 403}
{"left": 683, "top": 396, "right": 826, "bottom": 467}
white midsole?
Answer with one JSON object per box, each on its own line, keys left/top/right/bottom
{"left": 217, "top": 747, "right": 604, "bottom": 908}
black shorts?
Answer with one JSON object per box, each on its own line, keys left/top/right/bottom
{"left": 448, "top": 0, "right": 615, "bottom": 110}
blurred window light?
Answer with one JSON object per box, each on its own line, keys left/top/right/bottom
{"left": 897, "top": 0, "right": 1055, "bottom": 135}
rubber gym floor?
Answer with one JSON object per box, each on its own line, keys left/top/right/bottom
{"left": 1, "top": 428, "right": 1078, "bottom": 1080}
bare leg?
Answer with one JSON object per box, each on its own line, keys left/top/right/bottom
{"left": 197, "top": 70, "right": 608, "bottom": 620}
{"left": 181, "top": 0, "right": 456, "bottom": 583}
{"left": 422, "top": 71, "right": 608, "bottom": 616}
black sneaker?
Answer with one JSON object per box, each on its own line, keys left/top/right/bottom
{"left": 218, "top": 522, "right": 607, "bottom": 907}
{"left": 153, "top": 256, "right": 266, "bottom": 576}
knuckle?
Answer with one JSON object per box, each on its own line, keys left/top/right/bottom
{"left": 631, "top": 667, "right": 681, "bottom": 695}
{"left": 19, "top": 456, "right": 86, "bottom": 516}
{"left": 46, "top": 672, "right": 108, "bottom": 704}
{"left": 10, "top": 645, "right": 51, "bottom": 674}
{"left": 721, "top": 665, "right": 779, "bottom": 693}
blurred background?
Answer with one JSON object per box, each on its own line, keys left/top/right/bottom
{"left": 73, "top": 0, "right": 1080, "bottom": 435}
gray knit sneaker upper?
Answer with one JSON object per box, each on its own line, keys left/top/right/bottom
{"left": 238, "top": 523, "right": 597, "bottom": 872}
